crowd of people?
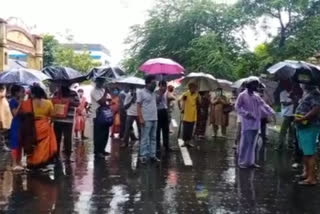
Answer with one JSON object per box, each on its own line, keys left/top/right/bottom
{"left": 0, "top": 73, "right": 319, "bottom": 186}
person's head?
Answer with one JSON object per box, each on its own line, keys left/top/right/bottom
{"left": 11, "top": 85, "right": 24, "bottom": 99}
{"left": 95, "top": 78, "right": 105, "bottom": 89}
{"left": 158, "top": 80, "right": 167, "bottom": 93}
{"left": 31, "top": 85, "right": 47, "bottom": 99}
{"left": 61, "top": 85, "right": 71, "bottom": 96}
{"left": 215, "top": 88, "right": 223, "bottom": 96}
{"left": 77, "top": 89, "right": 84, "bottom": 98}
{"left": 124, "top": 87, "right": 130, "bottom": 93}
{"left": 112, "top": 87, "right": 120, "bottom": 96}
{"left": 188, "top": 83, "right": 197, "bottom": 94}
{"left": 0, "top": 85, "right": 5, "bottom": 93}
{"left": 168, "top": 85, "right": 174, "bottom": 93}
{"left": 145, "top": 75, "right": 157, "bottom": 92}
{"left": 129, "top": 85, "right": 136, "bottom": 93}
{"left": 246, "top": 77, "right": 260, "bottom": 93}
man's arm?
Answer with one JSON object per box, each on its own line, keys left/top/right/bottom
{"left": 235, "top": 94, "right": 254, "bottom": 119}
{"left": 137, "top": 103, "right": 144, "bottom": 126}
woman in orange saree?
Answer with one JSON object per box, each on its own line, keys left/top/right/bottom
{"left": 19, "top": 85, "right": 57, "bottom": 169}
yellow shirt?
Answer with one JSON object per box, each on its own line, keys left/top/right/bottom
{"left": 33, "top": 100, "right": 54, "bottom": 118}
{"left": 180, "top": 90, "right": 199, "bottom": 122}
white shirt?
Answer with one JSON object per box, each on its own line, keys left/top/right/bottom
{"left": 280, "top": 90, "right": 294, "bottom": 117}
{"left": 124, "top": 93, "right": 138, "bottom": 116}
{"left": 90, "top": 88, "right": 111, "bottom": 118}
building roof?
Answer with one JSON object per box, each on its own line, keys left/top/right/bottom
{"left": 62, "top": 43, "right": 111, "bottom": 56}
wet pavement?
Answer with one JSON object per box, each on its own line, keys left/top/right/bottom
{"left": 0, "top": 116, "right": 320, "bottom": 214}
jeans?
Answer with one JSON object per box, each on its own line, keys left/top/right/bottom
{"left": 156, "top": 109, "right": 169, "bottom": 153}
{"left": 278, "top": 116, "right": 294, "bottom": 148}
{"left": 93, "top": 119, "right": 110, "bottom": 155}
{"left": 140, "top": 121, "right": 157, "bottom": 158}
{"left": 123, "top": 115, "right": 140, "bottom": 145}
{"left": 54, "top": 122, "right": 73, "bottom": 156}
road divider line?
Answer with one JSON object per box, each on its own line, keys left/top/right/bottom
{"left": 178, "top": 139, "right": 193, "bottom": 166}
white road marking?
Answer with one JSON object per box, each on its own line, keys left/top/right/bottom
{"left": 172, "top": 119, "right": 178, "bottom": 128}
{"left": 178, "top": 139, "right": 193, "bottom": 166}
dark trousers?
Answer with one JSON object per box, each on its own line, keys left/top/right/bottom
{"left": 54, "top": 122, "right": 73, "bottom": 156}
{"left": 123, "top": 115, "right": 140, "bottom": 145}
{"left": 156, "top": 109, "right": 170, "bottom": 153}
{"left": 260, "top": 118, "right": 268, "bottom": 144}
{"left": 93, "top": 119, "right": 109, "bottom": 154}
{"left": 119, "top": 110, "right": 127, "bottom": 138}
{"left": 183, "top": 121, "right": 195, "bottom": 142}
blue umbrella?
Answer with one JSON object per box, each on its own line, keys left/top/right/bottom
{"left": 0, "top": 68, "right": 51, "bottom": 85}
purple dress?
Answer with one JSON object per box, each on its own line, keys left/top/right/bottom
{"left": 235, "top": 90, "right": 274, "bottom": 167}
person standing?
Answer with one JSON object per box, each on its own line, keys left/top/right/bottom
{"left": 294, "top": 84, "right": 320, "bottom": 185}
{"left": 194, "top": 91, "right": 210, "bottom": 138}
{"left": 276, "top": 86, "right": 295, "bottom": 151}
{"left": 137, "top": 75, "right": 159, "bottom": 164}
{"left": 118, "top": 88, "right": 128, "bottom": 139}
{"left": 9, "top": 85, "right": 25, "bottom": 171}
{"left": 74, "top": 89, "right": 88, "bottom": 141}
{"left": 110, "top": 87, "right": 121, "bottom": 138}
{"left": 178, "top": 83, "right": 199, "bottom": 148}
{"left": 53, "top": 85, "right": 80, "bottom": 160}
{"left": 167, "top": 85, "right": 176, "bottom": 134}
{"left": 121, "top": 86, "right": 140, "bottom": 148}
{"left": 210, "top": 88, "right": 230, "bottom": 137}
{"left": 235, "top": 78, "right": 275, "bottom": 168}
{"left": 91, "top": 78, "right": 112, "bottom": 158}
{"left": 156, "top": 80, "right": 171, "bottom": 156}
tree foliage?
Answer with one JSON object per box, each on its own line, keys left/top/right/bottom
{"left": 43, "top": 35, "right": 99, "bottom": 73}
{"left": 123, "top": 0, "right": 320, "bottom": 80}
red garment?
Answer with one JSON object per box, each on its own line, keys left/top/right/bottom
{"left": 74, "top": 97, "right": 87, "bottom": 132}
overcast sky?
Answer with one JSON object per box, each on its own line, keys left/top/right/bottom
{"left": 1, "top": 0, "right": 276, "bottom": 65}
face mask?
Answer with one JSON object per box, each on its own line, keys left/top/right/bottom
{"left": 113, "top": 90, "right": 119, "bottom": 95}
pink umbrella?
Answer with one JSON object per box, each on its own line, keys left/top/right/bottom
{"left": 139, "top": 58, "right": 185, "bottom": 75}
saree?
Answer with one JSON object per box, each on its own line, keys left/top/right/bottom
{"left": 20, "top": 99, "right": 57, "bottom": 168}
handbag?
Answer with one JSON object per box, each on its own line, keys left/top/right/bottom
{"left": 96, "top": 106, "right": 114, "bottom": 126}
{"left": 51, "top": 98, "right": 70, "bottom": 118}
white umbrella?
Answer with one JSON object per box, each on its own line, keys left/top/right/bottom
{"left": 231, "top": 76, "right": 260, "bottom": 89}
{"left": 181, "top": 72, "right": 219, "bottom": 91}
{"left": 115, "top": 76, "right": 145, "bottom": 86}
{"left": 217, "top": 79, "right": 233, "bottom": 91}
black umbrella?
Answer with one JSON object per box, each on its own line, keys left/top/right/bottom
{"left": 88, "top": 66, "right": 125, "bottom": 81}
{"left": 0, "top": 68, "right": 51, "bottom": 85}
{"left": 42, "top": 66, "right": 88, "bottom": 83}
{"left": 267, "top": 60, "right": 320, "bottom": 82}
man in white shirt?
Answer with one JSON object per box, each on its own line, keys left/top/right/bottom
{"left": 276, "top": 88, "right": 295, "bottom": 150}
{"left": 90, "top": 78, "right": 111, "bottom": 158}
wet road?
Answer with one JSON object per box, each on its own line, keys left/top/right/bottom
{"left": 0, "top": 116, "right": 320, "bottom": 214}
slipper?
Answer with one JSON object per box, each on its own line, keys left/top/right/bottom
{"left": 298, "top": 180, "right": 317, "bottom": 186}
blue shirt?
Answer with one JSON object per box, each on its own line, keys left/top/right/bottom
{"left": 9, "top": 98, "right": 20, "bottom": 149}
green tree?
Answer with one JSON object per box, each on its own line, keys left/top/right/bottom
{"left": 56, "top": 47, "right": 100, "bottom": 73}
{"left": 43, "top": 34, "right": 59, "bottom": 67}
{"left": 43, "top": 34, "right": 99, "bottom": 73}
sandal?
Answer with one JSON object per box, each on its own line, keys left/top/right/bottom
{"left": 295, "top": 174, "right": 307, "bottom": 180}
{"left": 298, "top": 180, "right": 317, "bottom": 186}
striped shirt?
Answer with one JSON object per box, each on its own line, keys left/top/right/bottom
{"left": 52, "top": 91, "right": 80, "bottom": 124}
